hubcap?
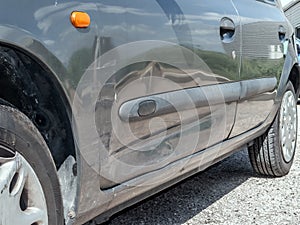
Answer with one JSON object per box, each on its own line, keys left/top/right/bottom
{"left": 279, "top": 90, "right": 297, "bottom": 163}
{"left": 0, "top": 147, "right": 48, "bottom": 225}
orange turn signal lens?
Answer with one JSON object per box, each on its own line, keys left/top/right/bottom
{"left": 70, "top": 11, "right": 90, "bottom": 28}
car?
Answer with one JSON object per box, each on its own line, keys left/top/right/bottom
{"left": 0, "top": 0, "right": 299, "bottom": 224}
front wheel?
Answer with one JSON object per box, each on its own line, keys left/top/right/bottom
{"left": 248, "top": 81, "right": 297, "bottom": 176}
{"left": 0, "top": 105, "right": 63, "bottom": 225}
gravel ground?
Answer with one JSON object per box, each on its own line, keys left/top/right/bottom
{"left": 104, "top": 106, "right": 300, "bottom": 225}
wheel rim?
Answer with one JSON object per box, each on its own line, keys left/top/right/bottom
{"left": 0, "top": 147, "right": 48, "bottom": 225}
{"left": 279, "top": 90, "right": 297, "bottom": 163}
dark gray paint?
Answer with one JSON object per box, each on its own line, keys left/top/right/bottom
{"left": 0, "top": 1, "right": 297, "bottom": 224}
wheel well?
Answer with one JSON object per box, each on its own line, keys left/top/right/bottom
{"left": 0, "top": 45, "right": 75, "bottom": 169}
{"left": 288, "top": 65, "right": 300, "bottom": 97}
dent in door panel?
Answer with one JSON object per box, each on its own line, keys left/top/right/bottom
{"left": 75, "top": 0, "right": 241, "bottom": 190}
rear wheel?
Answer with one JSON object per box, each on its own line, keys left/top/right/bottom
{"left": 0, "top": 105, "right": 63, "bottom": 225}
{"left": 248, "top": 81, "right": 297, "bottom": 176}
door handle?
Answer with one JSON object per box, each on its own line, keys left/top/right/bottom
{"left": 220, "top": 18, "right": 235, "bottom": 42}
{"left": 278, "top": 25, "right": 286, "bottom": 42}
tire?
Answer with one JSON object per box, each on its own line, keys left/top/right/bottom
{"left": 0, "top": 105, "right": 63, "bottom": 225}
{"left": 248, "top": 81, "right": 297, "bottom": 176}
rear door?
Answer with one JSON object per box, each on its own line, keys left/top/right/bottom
{"left": 230, "top": 0, "right": 290, "bottom": 136}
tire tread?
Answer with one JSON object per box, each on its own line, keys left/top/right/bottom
{"left": 248, "top": 81, "right": 297, "bottom": 177}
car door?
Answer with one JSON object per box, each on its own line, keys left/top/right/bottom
{"left": 75, "top": 0, "right": 241, "bottom": 189}
{"left": 230, "top": 0, "right": 291, "bottom": 136}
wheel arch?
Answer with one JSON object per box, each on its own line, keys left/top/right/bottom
{"left": 0, "top": 43, "right": 76, "bottom": 167}
{"left": 288, "top": 64, "right": 300, "bottom": 97}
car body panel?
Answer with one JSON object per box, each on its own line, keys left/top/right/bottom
{"left": 230, "top": 0, "right": 292, "bottom": 136}
{"left": 87, "top": 0, "right": 240, "bottom": 190}
{"left": 0, "top": 1, "right": 109, "bottom": 223}
{"left": 72, "top": 0, "right": 241, "bottom": 219}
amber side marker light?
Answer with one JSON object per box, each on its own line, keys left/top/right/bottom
{"left": 70, "top": 11, "right": 90, "bottom": 28}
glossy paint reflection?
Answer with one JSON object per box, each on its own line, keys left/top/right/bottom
{"left": 231, "top": 0, "right": 289, "bottom": 136}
